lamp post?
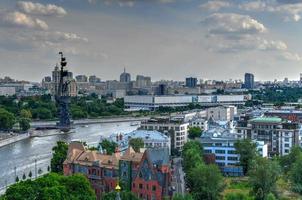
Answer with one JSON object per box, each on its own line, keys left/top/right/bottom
{"left": 115, "top": 182, "right": 121, "bottom": 200}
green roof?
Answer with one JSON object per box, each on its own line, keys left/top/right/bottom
{"left": 249, "top": 117, "right": 282, "bottom": 123}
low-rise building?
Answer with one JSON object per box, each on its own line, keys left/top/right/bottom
{"left": 63, "top": 141, "right": 171, "bottom": 200}
{"left": 207, "top": 106, "right": 237, "bottom": 121}
{"left": 106, "top": 130, "right": 171, "bottom": 154}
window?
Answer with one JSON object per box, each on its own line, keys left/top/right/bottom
{"left": 227, "top": 157, "right": 238, "bottom": 161}
{"left": 152, "top": 185, "right": 156, "bottom": 191}
{"left": 139, "top": 184, "right": 143, "bottom": 189}
{"left": 204, "top": 149, "right": 212, "bottom": 154}
{"left": 285, "top": 144, "right": 290, "bottom": 147}
{"left": 215, "top": 156, "right": 225, "bottom": 160}
{"left": 215, "top": 149, "right": 225, "bottom": 154}
{"left": 133, "top": 183, "right": 135, "bottom": 188}
{"left": 227, "top": 150, "right": 236, "bottom": 154}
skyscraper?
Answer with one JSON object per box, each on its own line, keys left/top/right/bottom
{"left": 120, "top": 68, "right": 131, "bottom": 83}
{"left": 186, "top": 77, "right": 197, "bottom": 88}
{"left": 244, "top": 73, "right": 254, "bottom": 89}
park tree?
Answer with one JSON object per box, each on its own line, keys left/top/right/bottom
{"left": 249, "top": 157, "right": 280, "bottom": 200}
{"left": 187, "top": 164, "right": 224, "bottom": 200}
{"left": 20, "top": 109, "right": 32, "bottom": 119}
{"left": 99, "top": 140, "right": 118, "bottom": 155}
{"left": 19, "top": 118, "right": 31, "bottom": 131}
{"left": 0, "top": 108, "right": 15, "bottom": 130}
{"left": 289, "top": 155, "right": 302, "bottom": 194}
{"left": 182, "top": 141, "right": 203, "bottom": 172}
{"left": 51, "top": 141, "right": 68, "bottom": 173}
{"left": 3, "top": 173, "right": 96, "bottom": 200}
{"left": 173, "top": 194, "right": 194, "bottom": 200}
{"left": 234, "top": 139, "right": 257, "bottom": 174}
{"left": 129, "top": 138, "right": 144, "bottom": 152}
{"left": 279, "top": 146, "right": 302, "bottom": 173}
{"left": 188, "top": 127, "right": 202, "bottom": 139}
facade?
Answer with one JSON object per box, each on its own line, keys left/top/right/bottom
{"left": 135, "top": 75, "right": 151, "bottom": 89}
{"left": 201, "top": 127, "right": 268, "bottom": 168}
{"left": 106, "top": 130, "right": 171, "bottom": 154}
{"left": 207, "top": 106, "right": 237, "bottom": 121}
{"left": 140, "top": 118, "right": 189, "bottom": 151}
{"left": 120, "top": 68, "right": 131, "bottom": 83}
{"left": 236, "top": 117, "right": 300, "bottom": 157}
{"left": 76, "top": 75, "right": 88, "bottom": 82}
{"left": 185, "top": 77, "right": 197, "bottom": 88}
{"left": 264, "top": 109, "right": 302, "bottom": 123}
{"left": 63, "top": 141, "right": 171, "bottom": 200}
{"left": 124, "top": 95, "right": 250, "bottom": 111}
{"left": 0, "top": 86, "right": 16, "bottom": 96}
{"left": 190, "top": 118, "right": 208, "bottom": 131}
{"left": 244, "top": 73, "right": 254, "bottom": 89}
{"left": 89, "top": 75, "right": 101, "bottom": 83}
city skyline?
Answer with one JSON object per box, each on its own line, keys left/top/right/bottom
{"left": 1, "top": 0, "right": 302, "bottom": 82}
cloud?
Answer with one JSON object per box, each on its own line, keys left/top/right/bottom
{"left": 88, "top": 0, "right": 176, "bottom": 7}
{"left": 200, "top": 1, "right": 231, "bottom": 11}
{"left": 0, "top": 11, "right": 48, "bottom": 30}
{"left": 16, "top": 1, "right": 67, "bottom": 17}
{"left": 30, "top": 31, "right": 89, "bottom": 44}
{"left": 239, "top": 0, "right": 302, "bottom": 22}
{"left": 202, "top": 13, "right": 266, "bottom": 36}
{"left": 281, "top": 52, "right": 302, "bottom": 61}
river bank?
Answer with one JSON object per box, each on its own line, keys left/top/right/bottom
{"left": 0, "top": 116, "right": 149, "bottom": 148}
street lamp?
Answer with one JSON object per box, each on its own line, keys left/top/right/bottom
{"left": 115, "top": 182, "right": 121, "bottom": 200}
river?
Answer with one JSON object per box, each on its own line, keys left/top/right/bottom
{"left": 0, "top": 121, "right": 140, "bottom": 193}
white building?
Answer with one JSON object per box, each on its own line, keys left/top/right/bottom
{"left": 207, "top": 106, "right": 237, "bottom": 121}
{"left": 190, "top": 118, "right": 208, "bottom": 131}
{"left": 0, "top": 86, "right": 16, "bottom": 96}
{"left": 106, "top": 130, "right": 171, "bottom": 154}
{"left": 201, "top": 127, "right": 268, "bottom": 167}
{"left": 140, "top": 117, "right": 189, "bottom": 151}
{"left": 124, "top": 95, "right": 250, "bottom": 111}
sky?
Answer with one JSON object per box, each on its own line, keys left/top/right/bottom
{"left": 1, "top": 0, "right": 302, "bottom": 82}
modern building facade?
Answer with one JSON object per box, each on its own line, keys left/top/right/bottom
{"left": 140, "top": 118, "right": 189, "bottom": 151}
{"left": 185, "top": 77, "right": 197, "bottom": 88}
{"left": 124, "top": 95, "right": 250, "bottom": 111}
{"left": 244, "top": 73, "right": 254, "bottom": 89}
{"left": 236, "top": 117, "right": 300, "bottom": 156}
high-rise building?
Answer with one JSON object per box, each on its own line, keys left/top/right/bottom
{"left": 119, "top": 68, "right": 131, "bottom": 83}
{"left": 89, "top": 75, "right": 101, "bottom": 83}
{"left": 75, "top": 75, "right": 88, "bottom": 82}
{"left": 185, "top": 77, "right": 197, "bottom": 88}
{"left": 157, "top": 84, "right": 167, "bottom": 95}
{"left": 135, "top": 75, "right": 151, "bottom": 88}
{"left": 244, "top": 73, "right": 254, "bottom": 89}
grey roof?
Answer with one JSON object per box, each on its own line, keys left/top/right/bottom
{"left": 146, "top": 148, "right": 170, "bottom": 166}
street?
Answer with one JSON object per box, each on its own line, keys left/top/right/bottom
{"left": 172, "top": 157, "right": 185, "bottom": 195}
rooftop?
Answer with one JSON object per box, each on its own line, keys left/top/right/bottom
{"left": 249, "top": 117, "right": 283, "bottom": 123}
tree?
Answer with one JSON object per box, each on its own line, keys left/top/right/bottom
{"left": 99, "top": 140, "right": 117, "bottom": 155}
{"left": 15, "top": 176, "right": 19, "bottom": 183}
{"left": 129, "top": 138, "right": 144, "bottom": 152}
{"left": 289, "top": 155, "right": 302, "bottom": 194}
{"left": 234, "top": 139, "right": 257, "bottom": 174}
{"left": 102, "top": 191, "right": 140, "bottom": 200}
{"left": 173, "top": 194, "right": 194, "bottom": 200}
{"left": 279, "top": 146, "right": 302, "bottom": 173}
{"left": 51, "top": 141, "right": 68, "bottom": 173}
{"left": 3, "top": 173, "right": 96, "bottom": 200}
{"left": 28, "top": 171, "right": 32, "bottom": 178}
{"left": 19, "top": 118, "right": 31, "bottom": 131}
{"left": 187, "top": 164, "right": 224, "bottom": 200}
{"left": 0, "top": 108, "right": 15, "bottom": 130}
{"left": 249, "top": 157, "right": 280, "bottom": 200}
{"left": 188, "top": 127, "right": 202, "bottom": 139}
{"left": 20, "top": 109, "right": 32, "bottom": 119}
{"left": 182, "top": 141, "right": 203, "bottom": 172}
{"left": 225, "top": 193, "right": 251, "bottom": 200}
{"left": 22, "top": 173, "right": 26, "bottom": 180}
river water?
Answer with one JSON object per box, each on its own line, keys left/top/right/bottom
{"left": 0, "top": 121, "right": 139, "bottom": 193}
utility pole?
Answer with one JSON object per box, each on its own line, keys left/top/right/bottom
{"left": 35, "top": 159, "right": 37, "bottom": 179}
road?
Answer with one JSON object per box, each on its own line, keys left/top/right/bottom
{"left": 172, "top": 157, "right": 185, "bottom": 195}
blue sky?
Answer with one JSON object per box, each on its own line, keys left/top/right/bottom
{"left": 1, "top": 0, "right": 302, "bottom": 82}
